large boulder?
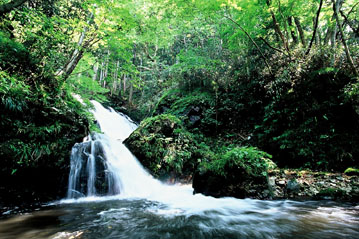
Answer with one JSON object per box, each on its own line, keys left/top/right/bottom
{"left": 193, "top": 147, "right": 276, "bottom": 199}
{"left": 124, "top": 114, "right": 206, "bottom": 181}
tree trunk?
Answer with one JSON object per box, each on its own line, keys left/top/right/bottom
{"left": 288, "top": 16, "right": 298, "bottom": 45}
{"left": 270, "top": 11, "right": 289, "bottom": 51}
{"left": 266, "top": 0, "right": 289, "bottom": 51}
{"left": 313, "top": 17, "right": 320, "bottom": 45}
{"left": 92, "top": 63, "right": 98, "bottom": 81}
{"left": 294, "top": 17, "right": 306, "bottom": 45}
{"left": 123, "top": 74, "right": 127, "bottom": 94}
{"left": 129, "top": 82, "right": 133, "bottom": 105}
{"left": 57, "top": 12, "right": 94, "bottom": 80}
{"left": 112, "top": 60, "right": 119, "bottom": 96}
{"left": 305, "top": 0, "right": 324, "bottom": 56}
{"left": 331, "top": 0, "right": 358, "bottom": 76}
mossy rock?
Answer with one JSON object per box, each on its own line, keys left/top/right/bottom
{"left": 124, "top": 114, "right": 208, "bottom": 179}
{"left": 316, "top": 188, "right": 347, "bottom": 200}
{"left": 193, "top": 147, "right": 275, "bottom": 199}
{"left": 344, "top": 168, "right": 359, "bottom": 176}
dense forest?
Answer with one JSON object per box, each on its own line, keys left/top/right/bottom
{"left": 0, "top": 0, "right": 359, "bottom": 204}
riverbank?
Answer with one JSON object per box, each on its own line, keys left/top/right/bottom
{"left": 269, "top": 169, "right": 359, "bottom": 201}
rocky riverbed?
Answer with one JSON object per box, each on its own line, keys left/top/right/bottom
{"left": 269, "top": 170, "right": 359, "bottom": 201}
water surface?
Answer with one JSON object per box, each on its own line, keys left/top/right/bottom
{"left": 0, "top": 198, "right": 358, "bottom": 239}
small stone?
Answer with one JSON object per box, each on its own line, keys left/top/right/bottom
{"left": 278, "top": 180, "right": 286, "bottom": 185}
{"left": 269, "top": 177, "right": 276, "bottom": 186}
{"left": 317, "top": 181, "right": 325, "bottom": 186}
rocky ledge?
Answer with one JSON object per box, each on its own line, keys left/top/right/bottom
{"left": 269, "top": 170, "right": 359, "bottom": 201}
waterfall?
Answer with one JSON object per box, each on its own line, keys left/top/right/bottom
{"left": 63, "top": 101, "right": 291, "bottom": 215}
{"left": 67, "top": 101, "right": 165, "bottom": 198}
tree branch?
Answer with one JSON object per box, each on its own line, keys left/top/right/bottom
{"left": 305, "top": 0, "right": 324, "bottom": 56}
{"left": 224, "top": 15, "right": 273, "bottom": 75}
{"left": 260, "top": 37, "right": 285, "bottom": 54}
{"left": 331, "top": 0, "right": 358, "bottom": 77}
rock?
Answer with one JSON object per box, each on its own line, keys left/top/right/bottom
{"left": 189, "top": 115, "right": 201, "bottom": 125}
{"left": 286, "top": 179, "right": 301, "bottom": 193}
{"left": 317, "top": 181, "right": 325, "bottom": 186}
{"left": 124, "top": 114, "right": 206, "bottom": 179}
{"left": 268, "top": 177, "right": 276, "bottom": 187}
{"left": 278, "top": 180, "right": 286, "bottom": 185}
{"left": 193, "top": 147, "right": 273, "bottom": 199}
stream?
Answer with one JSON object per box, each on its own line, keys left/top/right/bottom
{"left": 0, "top": 101, "right": 358, "bottom": 239}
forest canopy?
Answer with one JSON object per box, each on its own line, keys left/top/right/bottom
{"left": 0, "top": 0, "right": 358, "bottom": 185}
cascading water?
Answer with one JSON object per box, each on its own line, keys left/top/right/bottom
{"left": 0, "top": 100, "right": 358, "bottom": 239}
{"left": 66, "top": 101, "right": 140, "bottom": 198}
{"left": 67, "top": 100, "right": 173, "bottom": 199}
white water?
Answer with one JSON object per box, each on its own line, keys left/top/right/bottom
{"left": 64, "top": 101, "right": 263, "bottom": 214}
{"left": 63, "top": 101, "right": 358, "bottom": 227}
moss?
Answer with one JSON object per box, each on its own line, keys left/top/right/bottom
{"left": 124, "top": 114, "right": 211, "bottom": 178}
{"left": 317, "top": 188, "right": 346, "bottom": 199}
{"left": 344, "top": 168, "right": 359, "bottom": 176}
{"left": 152, "top": 89, "right": 218, "bottom": 135}
{"left": 200, "top": 147, "right": 274, "bottom": 178}
{"left": 193, "top": 147, "right": 274, "bottom": 199}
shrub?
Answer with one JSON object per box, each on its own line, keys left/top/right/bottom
{"left": 201, "top": 147, "right": 274, "bottom": 178}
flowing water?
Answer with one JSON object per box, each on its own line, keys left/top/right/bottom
{"left": 0, "top": 101, "right": 358, "bottom": 239}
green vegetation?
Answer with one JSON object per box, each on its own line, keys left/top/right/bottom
{"left": 317, "top": 188, "right": 347, "bottom": 200}
{"left": 193, "top": 147, "right": 274, "bottom": 199}
{"left": 200, "top": 147, "right": 275, "bottom": 178}
{"left": 0, "top": 0, "right": 358, "bottom": 202}
{"left": 124, "top": 114, "right": 212, "bottom": 178}
{"left": 344, "top": 168, "right": 359, "bottom": 176}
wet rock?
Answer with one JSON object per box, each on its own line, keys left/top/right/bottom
{"left": 268, "top": 177, "right": 276, "bottom": 187}
{"left": 269, "top": 170, "right": 359, "bottom": 201}
{"left": 193, "top": 147, "right": 274, "bottom": 199}
{"left": 286, "top": 179, "right": 301, "bottom": 194}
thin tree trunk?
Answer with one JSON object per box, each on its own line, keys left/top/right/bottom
{"left": 266, "top": 0, "right": 289, "bottom": 51}
{"left": 112, "top": 60, "right": 119, "bottom": 96}
{"left": 324, "top": 24, "right": 334, "bottom": 46}
{"left": 56, "top": 12, "right": 94, "bottom": 79}
{"left": 331, "top": 0, "right": 358, "bottom": 76}
{"left": 92, "top": 63, "right": 98, "bottom": 81}
{"left": 129, "top": 83, "right": 133, "bottom": 105}
{"left": 313, "top": 17, "right": 320, "bottom": 45}
{"left": 277, "top": 0, "right": 290, "bottom": 47}
{"left": 305, "top": 0, "right": 324, "bottom": 56}
{"left": 294, "top": 17, "right": 306, "bottom": 45}
{"left": 123, "top": 74, "right": 127, "bottom": 94}
{"left": 270, "top": 11, "right": 289, "bottom": 51}
{"left": 288, "top": 16, "right": 298, "bottom": 45}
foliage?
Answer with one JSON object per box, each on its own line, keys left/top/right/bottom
{"left": 152, "top": 89, "right": 219, "bottom": 134}
{"left": 1, "top": 0, "right": 359, "bottom": 203}
{"left": 344, "top": 168, "right": 359, "bottom": 176}
{"left": 124, "top": 114, "right": 211, "bottom": 177}
{"left": 200, "top": 147, "right": 274, "bottom": 178}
